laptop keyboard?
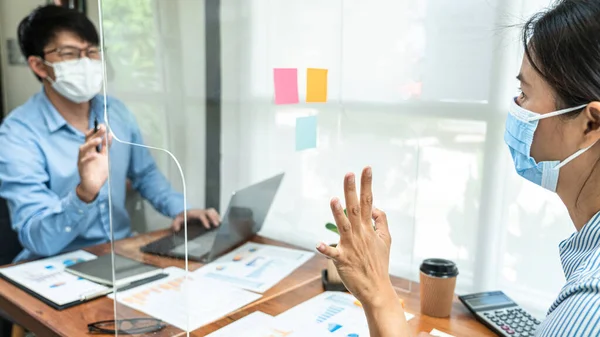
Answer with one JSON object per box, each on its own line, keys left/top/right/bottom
{"left": 169, "top": 231, "right": 218, "bottom": 256}
{"left": 141, "top": 223, "right": 214, "bottom": 256}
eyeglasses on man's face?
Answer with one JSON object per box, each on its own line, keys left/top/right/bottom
{"left": 43, "top": 45, "right": 103, "bottom": 62}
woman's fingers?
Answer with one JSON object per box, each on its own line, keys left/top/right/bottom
{"left": 360, "top": 166, "right": 374, "bottom": 229}
{"left": 372, "top": 207, "right": 391, "bottom": 245}
{"left": 316, "top": 242, "right": 340, "bottom": 260}
{"left": 331, "top": 198, "right": 352, "bottom": 242}
{"left": 343, "top": 173, "right": 362, "bottom": 230}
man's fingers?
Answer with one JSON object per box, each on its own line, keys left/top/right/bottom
{"left": 79, "top": 137, "right": 102, "bottom": 156}
{"left": 343, "top": 173, "right": 361, "bottom": 229}
{"left": 331, "top": 198, "right": 352, "bottom": 242}
{"left": 316, "top": 242, "right": 340, "bottom": 260}
{"left": 372, "top": 208, "right": 391, "bottom": 243}
{"left": 171, "top": 217, "right": 182, "bottom": 232}
{"left": 79, "top": 152, "right": 99, "bottom": 165}
{"left": 197, "top": 212, "right": 210, "bottom": 229}
{"left": 101, "top": 134, "right": 110, "bottom": 155}
{"left": 107, "top": 132, "right": 114, "bottom": 148}
{"left": 360, "top": 166, "right": 374, "bottom": 229}
{"left": 86, "top": 124, "right": 106, "bottom": 140}
{"left": 207, "top": 209, "right": 220, "bottom": 226}
{"left": 84, "top": 126, "right": 97, "bottom": 138}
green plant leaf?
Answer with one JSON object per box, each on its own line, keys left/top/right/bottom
{"left": 325, "top": 222, "right": 340, "bottom": 235}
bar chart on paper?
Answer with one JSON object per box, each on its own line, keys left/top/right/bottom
{"left": 272, "top": 292, "right": 415, "bottom": 337}
{"left": 316, "top": 305, "right": 344, "bottom": 324}
{"left": 109, "top": 267, "right": 262, "bottom": 331}
{"left": 273, "top": 292, "right": 370, "bottom": 336}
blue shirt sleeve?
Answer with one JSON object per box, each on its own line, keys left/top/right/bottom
{"left": 124, "top": 110, "right": 188, "bottom": 218}
{"left": 0, "top": 121, "right": 97, "bottom": 257}
{"left": 535, "top": 279, "right": 600, "bottom": 336}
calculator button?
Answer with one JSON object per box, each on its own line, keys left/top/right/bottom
{"left": 507, "top": 329, "right": 515, "bottom": 335}
{"left": 521, "top": 333, "right": 531, "bottom": 337}
{"left": 516, "top": 327, "right": 523, "bottom": 333}
{"left": 527, "top": 321, "right": 534, "bottom": 326}
{"left": 502, "top": 325, "right": 510, "bottom": 331}
{"left": 506, "top": 319, "right": 513, "bottom": 325}
{"left": 500, "top": 315, "right": 508, "bottom": 320}
{"left": 496, "top": 321, "right": 504, "bottom": 326}
{"left": 484, "top": 312, "right": 490, "bottom": 317}
{"left": 534, "top": 319, "right": 540, "bottom": 325}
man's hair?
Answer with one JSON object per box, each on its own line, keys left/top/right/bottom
{"left": 17, "top": 5, "right": 99, "bottom": 80}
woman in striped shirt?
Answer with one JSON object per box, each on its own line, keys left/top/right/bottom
{"left": 317, "top": 1, "right": 600, "bottom": 336}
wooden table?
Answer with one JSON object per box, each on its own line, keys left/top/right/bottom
{"left": 0, "top": 230, "right": 494, "bottom": 336}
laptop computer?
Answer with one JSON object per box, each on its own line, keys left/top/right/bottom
{"left": 140, "top": 173, "right": 284, "bottom": 263}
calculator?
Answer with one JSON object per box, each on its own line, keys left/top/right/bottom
{"left": 459, "top": 291, "right": 542, "bottom": 337}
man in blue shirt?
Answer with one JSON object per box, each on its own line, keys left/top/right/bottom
{"left": 0, "top": 5, "right": 219, "bottom": 262}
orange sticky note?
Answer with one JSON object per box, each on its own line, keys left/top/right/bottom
{"left": 306, "top": 68, "right": 328, "bottom": 103}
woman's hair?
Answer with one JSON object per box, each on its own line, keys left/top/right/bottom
{"left": 523, "top": 0, "right": 600, "bottom": 111}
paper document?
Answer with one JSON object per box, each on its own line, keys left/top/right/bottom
{"left": 109, "top": 267, "right": 262, "bottom": 332}
{"left": 206, "top": 312, "right": 278, "bottom": 337}
{"left": 272, "top": 291, "right": 414, "bottom": 336}
{"left": 430, "top": 328, "right": 455, "bottom": 337}
{"left": 206, "top": 310, "right": 339, "bottom": 337}
{"left": 0, "top": 250, "right": 108, "bottom": 306}
{"left": 195, "top": 242, "right": 314, "bottom": 293}
{"left": 207, "top": 292, "right": 415, "bottom": 337}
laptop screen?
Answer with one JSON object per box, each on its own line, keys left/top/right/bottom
{"left": 208, "top": 173, "right": 284, "bottom": 260}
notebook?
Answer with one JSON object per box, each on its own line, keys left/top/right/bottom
{"left": 0, "top": 250, "right": 110, "bottom": 310}
{"left": 65, "top": 253, "right": 164, "bottom": 287}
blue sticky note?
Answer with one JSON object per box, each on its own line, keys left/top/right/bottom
{"left": 295, "top": 116, "right": 317, "bottom": 151}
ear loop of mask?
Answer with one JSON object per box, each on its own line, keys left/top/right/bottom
{"left": 526, "top": 104, "right": 597, "bottom": 170}
{"left": 38, "top": 57, "right": 56, "bottom": 85}
{"left": 97, "top": 2, "right": 192, "bottom": 335}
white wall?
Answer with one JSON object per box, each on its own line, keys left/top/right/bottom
{"left": 0, "top": 0, "right": 45, "bottom": 114}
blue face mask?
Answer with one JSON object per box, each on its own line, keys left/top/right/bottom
{"left": 504, "top": 97, "right": 591, "bottom": 192}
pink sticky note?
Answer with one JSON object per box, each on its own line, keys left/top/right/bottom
{"left": 273, "top": 68, "right": 299, "bottom": 105}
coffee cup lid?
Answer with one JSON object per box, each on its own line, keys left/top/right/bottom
{"left": 420, "top": 258, "right": 459, "bottom": 278}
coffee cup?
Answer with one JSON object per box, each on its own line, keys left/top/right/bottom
{"left": 419, "top": 258, "right": 459, "bottom": 318}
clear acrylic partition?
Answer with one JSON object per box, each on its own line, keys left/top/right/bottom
{"left": 98, "top": 0, "right": 198, "bottom": 335}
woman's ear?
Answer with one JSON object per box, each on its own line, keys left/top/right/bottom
{"left": 581, "top": 102, "right": 600, "bottom": 146}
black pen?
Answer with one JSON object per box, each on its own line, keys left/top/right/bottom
{"left": 93, "top": 117, "right": 100, "bottom": 153}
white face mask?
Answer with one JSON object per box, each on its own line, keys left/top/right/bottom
{"left": 43, "top": 58, "right": 103, "bottom": 103}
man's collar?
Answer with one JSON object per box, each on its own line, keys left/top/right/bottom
{"left": 39, "top": 88, "right": 108, "bottom": 133}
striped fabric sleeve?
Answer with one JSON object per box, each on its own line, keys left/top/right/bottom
{"left": 536, "top": 278, "right": 600, "bottom": 336}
